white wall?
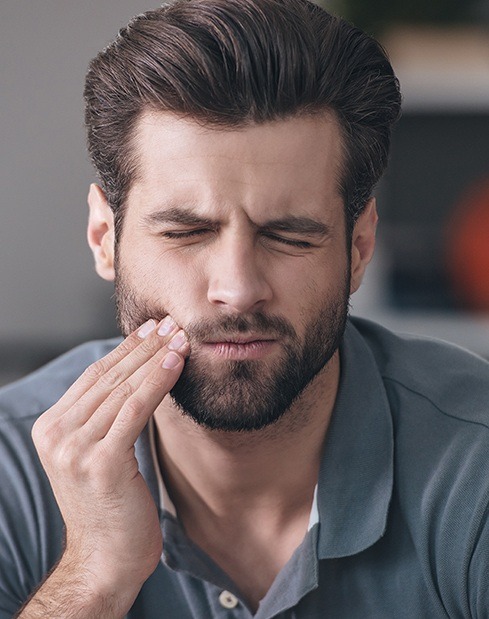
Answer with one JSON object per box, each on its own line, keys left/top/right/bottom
{"left": 0, "top": 1, "right": 158, "bottom": 354}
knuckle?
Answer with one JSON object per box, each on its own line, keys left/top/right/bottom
{"left": 31, "top": 417, "right": 109, "bottom": 484}
{"left": 112, "top": 380, "right": 135, "bottom": 402}
{"left": 137, "top": 335, "right": 160, "bottom": 355}
{"left": 144, "top": 371, "right": 166, "bottom": 390}
{"left": 82, "top": 359, "right": 110, "bottom": 383}
{"left": 33, "top": 425, "right": 83, "bottom": 474}
{"left": 31, "top": 405, "right": 60, "bottom": 442}
{"left": 117, "top": 334, "right": 139, "bottom": 352}
{"left": 54, "top": 438, "right": 97, "bottom": 480}
{"left": 97, "top": 367, "right": 124, "bottom": 391}
{"left": 109, "top": 396, "right": 146, "bottom": 436}
{"left": 31, "top": 417, "right": 46, "bottom": 447}
{"left": 80, "top": 335, "right": 143, "bottom": 386}
{"left": 55, "top": 440, "right": 80, "bottom": 473}
{"left": 122, "top": 395, "right": 146, "bottom": 421}
{"left": 32, "top": 417, "right": 60, "bottom": 454}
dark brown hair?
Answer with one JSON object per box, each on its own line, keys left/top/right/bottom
{"left": 84, "top": 0, "right": 401, "bottom": 237}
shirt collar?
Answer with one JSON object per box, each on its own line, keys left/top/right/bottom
{"left": 136, "top": 318, "right": 394, "bottom": 560}
{"left": 316, "top": 319, "right": 394, "bottom": 559}
{"left": 148, "top": 419, "right": 177, "bottom": 517}
{"left": 146, "top": 419, "right": 320, "bottom": 529}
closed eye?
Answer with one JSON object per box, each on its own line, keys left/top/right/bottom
{"left": 263, "top": 233, "right": 313, "bottom": 249}
{"left": 160, "top": 229, "right": 211, "bottom": 239}
{"left": 160, "top": 229, "right": 313, "bottom": 249}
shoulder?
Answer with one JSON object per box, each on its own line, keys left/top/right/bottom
{"left": 348, "top": 318, "right": 489, "bottom": 609}
{"left": 0, "top": 337, "right": 122, "bottom": 425}
{"left": 349, "top": 316, "right": 489, "bottom": 428}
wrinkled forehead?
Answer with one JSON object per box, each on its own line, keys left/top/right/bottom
{"left": 126, "top": 110, "right": 346, "bottom": 224}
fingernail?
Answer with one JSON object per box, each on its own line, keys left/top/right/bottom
{"left": 168, "top": 330, "right": 187, "bottom": 351}
{"left": 162, "top": 351, "right": 182, "bottom": 369}
{"left": 158, "top": 315, "right": 177, "bottom": 337}
{"left": 137, "top": 319, "right": 157, "bottom": 339}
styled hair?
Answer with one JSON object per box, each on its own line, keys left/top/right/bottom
{"left": 84, "top": 0, "right": 401, "bottom": 237}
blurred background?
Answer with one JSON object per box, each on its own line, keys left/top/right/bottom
{"left": 1, "top": 0, "right": 488, "bottom": 386}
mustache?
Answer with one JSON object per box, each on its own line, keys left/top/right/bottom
{"left": 181, "top": 313, "right": 296, "bottom": 343}
{"left": 115, "top": 272, "right": 296, "bottom": 341}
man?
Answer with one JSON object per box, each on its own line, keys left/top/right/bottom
{"left": 1, "top": 0, "right": 488, "bottom": 617}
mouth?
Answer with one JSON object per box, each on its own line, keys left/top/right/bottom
{"left": 201, "top": 336, "right": 277, "bottom": 360}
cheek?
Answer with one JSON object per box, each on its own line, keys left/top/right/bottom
{"left": 284, "top": 254, "right": 345, "bottom": 296}
{"left": 292, "top": 261, "right": 349, "bottom": 329}
{"left": 269, "top": 266, "right": 320, "bottom": 329}
{"left": 139, "top": 252, "right": 209, "bottom": 324}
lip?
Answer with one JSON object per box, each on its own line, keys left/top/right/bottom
{"left": 205, "top": 335, "right": 274, "bottom": 344}
{"left": 202, "top": 339, "right": 277, "bottom": 360}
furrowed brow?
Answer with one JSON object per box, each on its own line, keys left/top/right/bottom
{"left": 143, "top": 207, "right": 216, "bottom": 228}
{"left": 261, "top": 216, "right": 331, "bottom": 237}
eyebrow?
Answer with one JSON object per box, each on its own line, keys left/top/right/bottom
{"left": 261, "top": 216, "right": 330, "bottom": 237}
{"left": 143, "top": 208, "right": 216, "bottom": 228}
{"left": 143, "top": 207, "right": 331, "bottom": 237}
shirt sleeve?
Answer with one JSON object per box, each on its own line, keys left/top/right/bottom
{"left": 0, "top": 414, "right": 64, "bottom": 616}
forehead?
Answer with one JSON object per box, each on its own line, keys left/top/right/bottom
{"left": 128, "top": 111, "right": 345, "bottom": 222}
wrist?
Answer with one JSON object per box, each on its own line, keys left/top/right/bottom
{"left": 60, "top": 550, "right": 145, "bottom": 611}
{"left": 18, "top": 552, "right": 144, "bottom": 619}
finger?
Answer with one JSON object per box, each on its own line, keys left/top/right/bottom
{"left": 81, "top": 331, "right": 189, "bottom": 439}
{"left": 52, "top": 320, "right": 159, "bottom": 410}
{"left": 63, "top": 319, "right": 183, "bottom": 430}
{"left": 48, "top": 316, "right": 181, "bottom": 428}
{"left": 50, "top": 319, "right": 163, "bottom": 413}
{"left": 104, "top": 349, "right": 186, "bottom": 450}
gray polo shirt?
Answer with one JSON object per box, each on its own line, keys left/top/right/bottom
{"left": 1, "top": 317, "right": 489, "bottom": 618}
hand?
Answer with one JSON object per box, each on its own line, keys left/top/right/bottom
{"left": 31, "top": 317, "right": 188, "bottom": 612}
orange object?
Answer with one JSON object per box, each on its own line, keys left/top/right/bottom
{"left": 446, "top": 177, "right": 489, "bottom": 312}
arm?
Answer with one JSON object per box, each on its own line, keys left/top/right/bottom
{"left": 15, "top": 556, "right": 131, "bottom": 619}
{"left": 15, "top": 317, "right": 188, "bottom": 618}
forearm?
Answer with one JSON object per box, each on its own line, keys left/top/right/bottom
{"left": 15, "top": 555, "right": 140, "bottom": 619}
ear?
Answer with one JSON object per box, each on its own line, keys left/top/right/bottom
{"left": 350, "top": 198, "right": 377, "bottom": 295}
{"left": 87, "top": 183, "right": 115, "bottom": 281}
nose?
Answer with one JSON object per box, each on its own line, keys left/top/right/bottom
{"left": 207, "top": 234, "right": 273, "bottom": 313}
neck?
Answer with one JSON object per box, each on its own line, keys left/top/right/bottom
{"left": 153, "top": 351, "right": 340, "bottom": 524}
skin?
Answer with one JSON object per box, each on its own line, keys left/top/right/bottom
{"left": 21, "top": 112, "right": 376, "bottom": 617}
{"left": 22, "top": 321, "right": 189, "bottom": 617}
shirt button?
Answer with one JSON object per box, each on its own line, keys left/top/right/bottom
{"left": 219, "top": 590, "right": 239, "bottom": 609}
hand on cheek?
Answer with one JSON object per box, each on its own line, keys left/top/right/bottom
{"left": 30, "top": 315, "right": 189, "bottom": 609}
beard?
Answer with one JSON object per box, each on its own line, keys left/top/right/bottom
{"left": 114, "top": 268, "right": 350, "bottom": 433}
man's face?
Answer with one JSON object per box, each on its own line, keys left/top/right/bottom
{"left": 111, "top": 112, "right": 356, "bottom": 431}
